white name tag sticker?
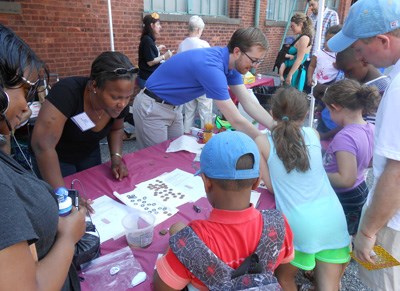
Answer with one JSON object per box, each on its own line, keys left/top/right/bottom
{"left": 71, "top": 112, "right": 95, "bottom": 132}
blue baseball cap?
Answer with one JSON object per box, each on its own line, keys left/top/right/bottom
{"left": 328, "top": 0, "right": 400, "bottom": 52}
{"left": 195, "top": 131, "right": 260, "bottom": 180}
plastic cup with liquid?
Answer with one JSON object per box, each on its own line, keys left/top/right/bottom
{"left": 122, "top": 210, "right": 155, "bottom": 248}
{"left": 203, "top": 112, "right": 215, "bottom": 143}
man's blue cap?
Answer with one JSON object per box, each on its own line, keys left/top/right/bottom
{"left": 328, "top": 0, "right": 400, "bottom": 52}
{"left": 195, "top": 131, "right": 260, "bottom": 180}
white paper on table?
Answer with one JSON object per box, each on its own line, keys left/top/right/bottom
{"left": 134, "top": 173, "right": 169, "bottom": 190}
{"left": 135, "top": 183, "right": 192, "bottom": 209}
{"left": 134, "top": 169, "right": 206, "bottom": 208}
{"left": 161, "top": 169, "right": 206, "bottom": 202}
{"left": 90, "top": 195, "right": 132, "bottom": 243}
{"left": 250, "top": 190, "right": 261, "bottom": 208}
{"left": 193, "top": 153, "right": 201, "bottom": 162}
{"left": 166, "top": 135, "right": 204, "bottom": 154}
{"left": 113, "top": 189, "right": 178, "bottom": 226}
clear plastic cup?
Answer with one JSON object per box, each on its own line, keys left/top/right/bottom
{"left": 203, "top": 112, "right": 215, "bottom": 143}
{"left": 122, "top": 210, "right": 155, "bottom": 248}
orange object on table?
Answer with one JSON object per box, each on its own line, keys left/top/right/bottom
{"left": 203, "top": 131, "right": 213, "bottom": 143}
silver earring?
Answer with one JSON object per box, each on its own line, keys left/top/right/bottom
{"left": 94, "top": 90, "right": 96, "bottom": 94}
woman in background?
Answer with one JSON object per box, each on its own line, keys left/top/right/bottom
{"left": 178, "top": 15, "right": 213, "bottom": 134}
{"left": 284, "top": 12, "right": 314, "bottom": 91}
{"left": 137, "top": 12, "right": 173, "bottom": 89}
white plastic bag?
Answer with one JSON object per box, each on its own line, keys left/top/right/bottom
{"left": 81, "top": 246, "right": 144, "bottom": 290}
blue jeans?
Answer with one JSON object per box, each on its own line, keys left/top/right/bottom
{"left": 336, "top": 181, "right": 368, "bottom": 235}
{"left": 32, "top": 146, "right": 102, "bottom": 178}
{"left": 59, "top": 147, "right": 102, "bottom": 177}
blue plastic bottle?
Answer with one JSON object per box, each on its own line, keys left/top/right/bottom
{"left": 54, "top": 187, "right": 72, "bottom": 216}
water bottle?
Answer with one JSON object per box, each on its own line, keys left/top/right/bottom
{"left": 54, "top": 187, "right": 72, "bottom": 216}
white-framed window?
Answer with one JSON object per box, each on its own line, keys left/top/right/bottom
{"left": 144, "top": 0, "right": 228, "bottom": 16}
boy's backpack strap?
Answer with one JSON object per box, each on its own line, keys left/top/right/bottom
{"left": 169, "top": 210, "right": 285, "bottom": 290}
{"left": 255, "top": 210, "right": 286, "bottom": 272}
{"left": 230, "top": 209, "right": 285, "bottom": 280}
{"left": 169, "top": 226, "right": 233, "bottom": 289}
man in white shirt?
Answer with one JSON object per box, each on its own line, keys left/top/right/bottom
{"left": 329, "top": 0, "right": 400, "bottom": 289}
{"left": 307, "top": 0, "right": 339, "bottom": 56}
{"left": 178, "top": 15, "right": 213, "bottom": 134}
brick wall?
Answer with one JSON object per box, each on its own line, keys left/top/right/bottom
{"left": 0, "top": 0, "right": 142, "bottom": 78}
{"left": 337, "top": 0, "right": 352, "bottom": 24}
{"left": 0, "top": 0, "right": 353, "bottom": 79}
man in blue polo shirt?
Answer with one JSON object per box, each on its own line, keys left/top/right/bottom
{"left": 132, "top": 27, "right": 274, "bottom": 149}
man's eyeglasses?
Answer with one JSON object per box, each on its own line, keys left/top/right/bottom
{"left": 241, "top": 50, "right": 263, "bottom": 66}
{"left": 112, "top": 67, "right": 139, "bottom": 75}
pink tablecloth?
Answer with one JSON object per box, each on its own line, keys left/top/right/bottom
{"left": 229, "top": 76, "right": 275, "bottom": 105}
{"left": 64, "top": 139, "right": 275, "bottom": 290}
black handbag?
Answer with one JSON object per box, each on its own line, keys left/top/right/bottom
{"left": 73, "top": 221, "right": 101, "bottom": 270}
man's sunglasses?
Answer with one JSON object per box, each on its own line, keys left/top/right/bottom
{"left": 20, "top": 76, "right": 44, "bottom": 101}
{"left": 112, "top": 67, "right": 139, "bottom": 75}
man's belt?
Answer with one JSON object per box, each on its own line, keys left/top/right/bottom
{"left": 144, "top": 88, "right": 174, "bottom": 106}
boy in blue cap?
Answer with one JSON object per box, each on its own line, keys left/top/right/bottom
{"left": 153, "top": 131, "right": 294, "bottom": 290}
{"left": 328, "top": 0, "right": 400, "bottom": 289}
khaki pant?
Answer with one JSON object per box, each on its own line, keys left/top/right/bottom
{"left": 183, "top": 94, "right": 213, "bottom": 134}
{"left": 358, "top": 225, "right": 400, "bottom": 291}
{"left": 132, "top": 90, "right": 183, "bottom": 150}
